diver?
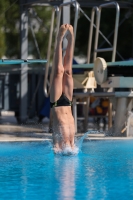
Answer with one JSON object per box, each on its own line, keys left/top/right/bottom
{"left": 50, "top": 24, "right": 75, "bottom": 153}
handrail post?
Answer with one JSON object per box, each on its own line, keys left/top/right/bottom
{"left": 44, "top": 6, "right": 59, "bottom": 97}
{"left": 87, "top": 7, "right": 99, "bottom": 63}
{"left": 93, "top": 8, "right": 101, "bottom": 62}
{"left": 112, "top": 2, "right": 120, "bottom": 62}
{"left": 73, "top": 1, "right": 80, "bottom": 51}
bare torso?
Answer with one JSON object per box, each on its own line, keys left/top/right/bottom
{"left": 51, "top": 106, "right": 75, "bottom": 148}
{"left": 52, "top": 106, "right": 74, "bottom": 126}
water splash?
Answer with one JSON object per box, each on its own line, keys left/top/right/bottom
{"left": 75, "top": 130, "right": 100, "bottom": 149}
{"left": 53, "top": 130, "right": 100, "bottom": 156}
{"left": 53, "top": 145, "right": 79, "bottom": 156}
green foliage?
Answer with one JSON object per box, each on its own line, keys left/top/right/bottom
{"left": 0, "top": 31, "right": 6, "bottom": 58}
{"left": 0, "top": 1, "right": 55, "bottom": 59}
{"left": 28, "top": 6, "right": 55, "bottom": 59}
{"left": 0, "top": 0, "right": 133, "bottom": 62}
{"left": 0, "top": 0, "right": 19, "bottom": 58}
{"left": 0, "top": 1, "right": 9, "bottom": 57}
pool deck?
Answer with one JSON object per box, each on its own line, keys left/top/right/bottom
{"left": 0, "top": 112, "right": 132, "bottom": 142}
{"left": 0, "top": 124, "right": 132, "bottom": 142}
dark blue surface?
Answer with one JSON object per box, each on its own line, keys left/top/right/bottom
{"left": 40, "top": 97, "right": 50, "bottom": 118}
{"left": 0, "top": 140, "right": 133, "bottom": 200}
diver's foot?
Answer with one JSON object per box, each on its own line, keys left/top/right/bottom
{"left": 58, "top": 24, "right": 69, "bottom": 40}
{"left": 66, "top": 25, "right": 74, "bottom": 41}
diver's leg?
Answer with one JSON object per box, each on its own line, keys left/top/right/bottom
{"left": 50, "top": 24, "right": 68, "bottom": 102}
{"left": 69, "top": 124, "right": 75, "bottom": 149}
{"left": 62, "top": 25, "right": 75, "bottom": 148}
{"left": 50, "top": 24, "right": 68, "bottom": 152}
{"left": 62, "top": 25, "right": 74, "bottom": 101}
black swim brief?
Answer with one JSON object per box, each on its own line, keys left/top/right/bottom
{"left": 50, "top": 93, "right": 72, "bottom": 108}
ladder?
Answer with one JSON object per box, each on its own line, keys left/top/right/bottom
{"left": 91, "top": 2, "right": 120, "bottom": 62}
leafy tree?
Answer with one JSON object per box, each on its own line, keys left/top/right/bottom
{"left": 4, "top": 0, "right": 20, "bottom": 58}
{"left": 1, "top": 0, "right": 55, "bottom": 59}
{"left": 28, "top": 6, "right": 55, "bottom": 59}
{"left": 0, "top": 1, "right": 9, "bottom": 57}
{"left": 0, "top": 0, "right": 133, "bottom": 62}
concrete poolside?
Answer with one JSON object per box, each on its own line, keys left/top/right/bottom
{"left": 0, "top": 124, "right": 132, "bottom": 142}
{"left": 0, "top": 111, "right": 51, "bottom": 142}
{"left": 0, "top": 111, "right": 132, "bottom": 142}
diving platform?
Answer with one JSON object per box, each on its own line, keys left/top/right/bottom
{"left": 0, "top": 59, "right": 47, "bottom": 65}
{"left": 0, "top": 59, "right": 47, "bottom": 72}
{"left": 72, "top": 60, "right": 133, "bottom": 69}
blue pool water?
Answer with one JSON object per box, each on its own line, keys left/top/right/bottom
{"left": 0, "top": 140, "right": 133, "bottom": 200}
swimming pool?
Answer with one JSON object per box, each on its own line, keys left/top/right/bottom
{"left": 0, "top": 140, "right": 133, "bottom": 200}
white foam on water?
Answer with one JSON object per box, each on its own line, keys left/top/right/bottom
{"left": 53, "top": 145, "right": 79, "bottom": 156}
{"left": 53, "top": 130, "right": 100, "bottom": 156}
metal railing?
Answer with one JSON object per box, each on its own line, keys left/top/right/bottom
{"left": 44, "top": 6, "right": 59, "bottom": 97}
{"left": 87, "top": 6, "right": 99, "bottom": 63}
{"left": 93, "top": 2, "right": 120, "bottom": 62}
